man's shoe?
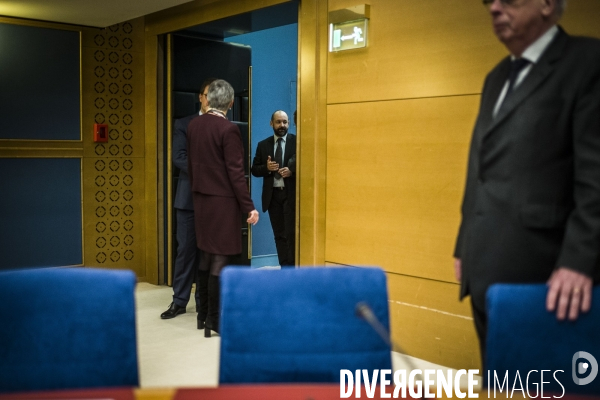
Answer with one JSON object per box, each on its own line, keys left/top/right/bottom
{"left": 160, "top": 302, "right": 186, "bottom": 319}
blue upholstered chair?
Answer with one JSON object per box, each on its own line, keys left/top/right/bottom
{"left": 0, "top": 267, "right": 139, "bottom": 393}
{"left": 219, "top": 266, "right": 392, "bottom": 384}
{"left": 486, "top": 284, "right": 600, "bottom": 395}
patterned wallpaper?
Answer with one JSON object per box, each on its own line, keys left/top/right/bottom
{"left": 82, "top": 18, "right": 146, "bottom": 277}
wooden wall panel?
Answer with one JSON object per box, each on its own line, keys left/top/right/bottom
{"left": 327, "top": 1, "right": 600, "bottom": 106}
{"left": 326, "top": 96, "right": 477, "bottom": 281}
{"left": 324, "top": 263, "right": 479, "bottom": 368}
{"left": 82, "top": 19, "right": 145, "bottom": 159}
{"left": 297, "top": 0, "right": 329, "bottom": 266}
{"left": 327, "top": 0, "right": 505, "bottom": 104}
{"left": 386, "top": 273, "right": 479, "bottom": 370}
{"left": 560, "top": 1, "right": 600, "bottom": 38}
{"left": 82, "top": 157, "right": 146, "bottom": 276}
{"left": 82, "top": 18, "right": 147, "bottom": 278}
{"left": 322, "top": 0, "right": 600, "bottom": 369}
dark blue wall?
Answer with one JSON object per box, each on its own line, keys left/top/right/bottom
{"left": 0, "top": 158, "right": 83, "bottom": 270}
{"left": 226, "top": 23, "right": 298, "bottom": 261}
{"left": 0, "top": 23, "right": 80, "bottom": 140}
{"left": 0, "top": 23, "right": 82, "bottom": 270}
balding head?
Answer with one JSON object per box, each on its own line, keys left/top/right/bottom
{"left": 270, "top": 110, "right": 289, "bottom": 138}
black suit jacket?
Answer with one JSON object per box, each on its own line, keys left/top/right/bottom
{"left": 455, "top": 28, "right": 600, "bottom": 308}
{"left": 173, "top": 113, "right": 198, "bottom": 210}
{"left": 251, "top": 133, "right": 297, "bottom": 212}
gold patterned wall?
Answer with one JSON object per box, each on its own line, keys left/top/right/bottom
{"left": 82, "top": 18, "right": 146, "bottom": 278}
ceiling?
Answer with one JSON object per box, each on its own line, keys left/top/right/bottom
{"left": 181, "top": 1, "right": 297, "bottom": 39}
{"left": 0, "top": 0, "right": 193, "bottom": 28}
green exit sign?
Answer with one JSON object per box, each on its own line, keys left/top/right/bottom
{"left": 329, "top": 19, "right": 368, "bottom": 52}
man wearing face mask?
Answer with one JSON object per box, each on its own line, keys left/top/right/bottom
{"left": 251, "top": 110, "right": 297, "bottom": 268}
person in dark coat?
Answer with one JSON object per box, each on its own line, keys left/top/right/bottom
{"left": 161, "top": 77, "right": 215, "bottom": 320}
{"left": 251, "top": 111, "right": 296, "bottom": 267}
{"left": 187, "top": 79, "right": 259, "bottom": 337}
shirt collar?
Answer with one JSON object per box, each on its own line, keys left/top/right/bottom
{"left": 274, "top": 133, "right": 287, "bottom": 142}
{"left": 516, "top": 25, "right": 559, "bottom": 63}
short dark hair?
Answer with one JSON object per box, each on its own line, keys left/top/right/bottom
{"left": 271, "top": 110, "right": 287, "bottom": 121}
{"left": 200, "top": 78, "right": 217, "bottom": 95}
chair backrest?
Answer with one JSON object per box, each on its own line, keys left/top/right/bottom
{"left": 0, "top": 267, "right": 139, "bottom": 393}
{"left": 219, "top": 266, "right": 392, "bottom": 384}
{"left": 486, "top": 284, "right": 600, "bottom": 395}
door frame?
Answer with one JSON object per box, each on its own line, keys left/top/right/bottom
{"left": 143, "top": 0, "right": 327, "bottom": 283}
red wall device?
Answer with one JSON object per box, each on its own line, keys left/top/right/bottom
{"left": 93, "top": 123, "right": 108, "bottom": 143}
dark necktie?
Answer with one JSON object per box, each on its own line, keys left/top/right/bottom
{"left": 274, "top": 137, "right": 283, "bottom": 179}
{"left": 500, "top": 58, "right": 530, "bottom": 109}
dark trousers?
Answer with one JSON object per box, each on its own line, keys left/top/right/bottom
{"left": 268, "top": 187, "right": 295, "bottom": 267}
{"left": 471, "top": 298, "right": 488, "bottom": 386}
{"left": 173, "top": 208, "right": 200, "bottom": 307}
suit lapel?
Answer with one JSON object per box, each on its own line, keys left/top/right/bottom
{"left": 266, "top": 136, "right": 275, "bottom": 161}
{"left": 480, "top": 58, "right": 511, "bottom": 133}
{"left": 283, "top": 134, "right": 295, "bottom": 166}
{"left": 483, "top": 29, "right": 568, "bottom": 140}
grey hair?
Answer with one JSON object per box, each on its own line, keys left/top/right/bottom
{"left": 207, "top": 79, "right": 234, "bottom": 111}
{"left": 555, "top": 0, "right": 566, "bottom": 18}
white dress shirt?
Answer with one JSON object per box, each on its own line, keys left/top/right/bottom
{"left": 493, "top": 25, "right": 559, "bottom": 117}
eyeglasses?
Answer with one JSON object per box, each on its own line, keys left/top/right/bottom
{"left": 482, "top": 0, "right": 519, "bottom": 6}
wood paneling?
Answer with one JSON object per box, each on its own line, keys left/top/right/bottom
{"left": 560, "top": 1, "right": 600, "bottom": 38}
{"left": 82, "top": 18, "right": 147, "bottom": 277}
{"left": 327, "top": 0, "right": 505, "bottom": 104}
{"left": 297, "top": 0, "right": 329, "bottom": 266}
{"left": 144, "top": 32, "right": 159, "bottom": 283}
{"left": 326, "top": 95, "right": 477, "bottom": 282}
{"left": 386, "top": 273, "right": 479, "bottom": 370}
{"left": 323, "top": 263, "right": 479, "bottom": 368}
{"left": 81, "top": 27, "right": 145, "bottom": 160}
{"left": 82, "top": 157, "right": 146, "bottom": 276}
{"left": 0, "top": 141, "right": 82, "bottom": 158}
{"left": 0, "top": 16, "right": 80, "bottom": 31}
{"left": 326, "top": 0, "right": 600, "bottom": 107}
{"left": 321, "top": 0, "right": 600, "bottom": 371}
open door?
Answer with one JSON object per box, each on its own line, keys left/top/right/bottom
{"left": 166, "top": 35, "right": 252, "bottom": 283}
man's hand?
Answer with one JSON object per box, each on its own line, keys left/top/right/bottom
{"left": 546, "top": 267, "right": 593, "bottom": 321}
{"left": 247, "top": 210, "right": 259, "bottom": 225}
{"left": 454, "top": 258, "right": 462, "bottom": 282}
{"left": 278, "top": 167, "right": 292, "bottom": 178}
{"left": 267, "top": 156, "right": 279, "bottom": 172}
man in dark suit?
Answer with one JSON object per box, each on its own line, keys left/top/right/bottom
{"left": 161, "top": 78, "right": 216, "bottom": 319}
{"left": 454, "top": 0, "right": 600, "bottom": 362}
{"left": 251, "top": 110, "right": 297, "bottom": 267}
